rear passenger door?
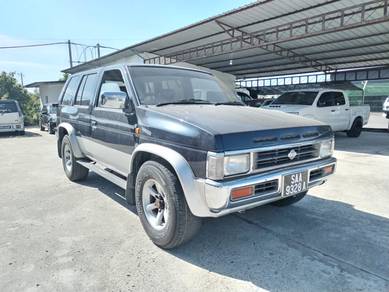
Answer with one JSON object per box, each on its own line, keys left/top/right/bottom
{"left": 72, "top": 73, "right": 98, "bottom": 156}
{"left": 315, "top": 91, "right": 339, "bottom": 131}
{"left": 89, "top": 68, "right": 136, "bottom": 176}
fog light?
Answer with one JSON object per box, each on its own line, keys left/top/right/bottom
{"left": 231, "top": 186, "right": 253, "bottom": 201}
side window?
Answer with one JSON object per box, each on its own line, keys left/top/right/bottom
{"left": 335, "top": 92, "right": 345, "bottom": 106}
{"left": 74, "top": 76, "right": 87, "bottom": 105}
{"left": 317, "top": 92, "right": 336, "bottom": 107}
{"left": 74, "top": 74, "right": 97, "bottom": 106}
{"left": 61, "top": 76, "right": 81, "bottom": 105}
{"left": 98, "top": 70, "right": 128, "bottom": 109}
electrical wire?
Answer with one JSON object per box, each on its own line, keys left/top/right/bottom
{"left": 0, "top": 41, "right": 67, "bottom": 49}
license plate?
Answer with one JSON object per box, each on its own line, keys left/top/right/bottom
{"left": 282, "top": 171, "right": 308, "bottom": 197}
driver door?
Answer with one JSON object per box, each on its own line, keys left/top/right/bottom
{"left": 89, "top": 68, "right": 136, "bottom": 176}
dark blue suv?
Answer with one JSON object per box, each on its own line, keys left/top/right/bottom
{"left": 57, "top": 64, "right": 336, "bottom": 248}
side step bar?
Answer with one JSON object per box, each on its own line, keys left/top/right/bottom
{"left": 77, "top": 160, "right": 127, "bottom": 189}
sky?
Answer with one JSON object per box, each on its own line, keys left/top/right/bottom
{"left": 0, "top": 0, "right": 252, "bottom": 85}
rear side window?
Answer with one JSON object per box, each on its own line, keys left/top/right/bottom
{"left": 74, "top": 74, "right": 97, "bottom": 106}
{"left": 0, "top": 101, "right": 18, "bottom": 113}
{"left": 335, "top": 92, "right": 345, "bottom": 105}
{"left": 61, "top": 76, "right": 81, "bottom": 105}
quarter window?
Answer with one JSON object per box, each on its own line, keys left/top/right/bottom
{"left": 61, "top": 76, "right": 81, "bottom": 105}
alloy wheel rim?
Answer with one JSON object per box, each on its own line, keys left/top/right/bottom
{"left": 142, "top": 179, "right": 169, "bottom": 230}
{"left": 64, "top": 144, "right": 72, "bottom": 172}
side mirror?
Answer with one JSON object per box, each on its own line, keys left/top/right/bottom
{"left": 100, "top": 92, "right": 128, "bottom": 109}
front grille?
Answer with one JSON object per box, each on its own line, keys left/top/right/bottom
{"left": 254, "top": 180, "right": 279, "bottom": 196}
{"left": 254, "top": 143, "right": 320, "bottom": 170}
{"left": 0, "top": 125, "right": 11, "bottom": 129}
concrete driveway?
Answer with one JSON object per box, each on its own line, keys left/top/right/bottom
{"left": 1, "top": 128, "right": 388, "bottom": 291}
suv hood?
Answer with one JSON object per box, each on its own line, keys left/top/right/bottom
{"left": 137, "top": 105, "right": 332, "bottom": 151}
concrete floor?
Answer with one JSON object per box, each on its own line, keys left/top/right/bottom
{"left": 0, "top": 128, "right": 388, "bottom": 292}
{"left": 364, "top": 112, "right": 388, "bottom": 129}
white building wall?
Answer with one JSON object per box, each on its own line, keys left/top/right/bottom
{"left": 39, "top": 84, "right": 65, "bottom": 104}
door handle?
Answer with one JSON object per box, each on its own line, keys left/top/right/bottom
{"left": 91, "top": 120, "right": 97, "bottom": 126}
{"left": 331, "top": 109, "right": 336, "bottom": 112}
{"left": 345, "top": 108, "right": 350, "bottom": 111}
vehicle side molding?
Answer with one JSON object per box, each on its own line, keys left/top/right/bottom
{"left": 130, "top": 143, "right": 210, "bottom": 217}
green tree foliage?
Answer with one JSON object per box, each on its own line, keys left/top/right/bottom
{"left": 0, "top": 72, "right": 41, "bottom": 125}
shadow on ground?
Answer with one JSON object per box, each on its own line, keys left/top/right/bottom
{"left": 77, "top": 172, "right": 389, "bottom": 290}
{"left": 0, "top": 130, "right": 41, "bottom": 138}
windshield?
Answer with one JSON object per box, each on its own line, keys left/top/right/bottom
{"left": 129, "top": 66, "right": 241, "bottom": 106}
{"left": 273, "top": 91, "right": 318, "bottom": 105}
{"left": 0, "top": 101, "right": 18, "bottom": 113}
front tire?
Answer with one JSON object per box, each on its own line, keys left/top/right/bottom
{"left": 61, "top": 135, "right": 88, "bottom": 181}
{"left": 135, "top": 160, "right": 201, "bottom": 249}
{"left": 271, "top": 191, "right": 307, "bottom": 207}
{"left": 39, "top": 121, "right": 44, "bottom": 131}
{"left": 347, "top": 118, "right": 363, "bottom": 137}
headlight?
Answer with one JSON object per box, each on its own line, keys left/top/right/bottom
{"left": 320, "top": 138, "right": 334, "bottom": 158}
{"left": 207, "top": 153, "right": 250, "bottom": 180}
{"left": 224, "top": 154, "right": 250, "bottom": 176}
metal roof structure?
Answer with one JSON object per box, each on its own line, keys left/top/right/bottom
{"left": 64, "top": 0, "right": 389, "bottom": 79}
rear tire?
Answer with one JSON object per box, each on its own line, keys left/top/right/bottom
{"left": 346, "top": 118, "right": 363, "bottom": 137}
{"left": 135, "top": 160, "right": 201, "bottom": 249}
{"left": 61, "top": 135, "right": 89, "bottom": 181}
{"left": 271, "top": 191, "right": 307, "bottom": 207}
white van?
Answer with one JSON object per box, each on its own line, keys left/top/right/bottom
{"left": 0, "top": 100, "right": 25, "bottom": 135}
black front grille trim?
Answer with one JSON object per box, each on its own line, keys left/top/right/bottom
{"left": 255, "top": 143, "right": 320, "bottom": 170}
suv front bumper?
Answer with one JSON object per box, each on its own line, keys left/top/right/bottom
{"left": 194, "top": 157, "right": 336, "bottom": 217}
{"left": 0, "top": 123, "right": 24, "bottom": 133}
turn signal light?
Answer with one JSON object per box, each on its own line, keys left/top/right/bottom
{"left": 231, "top": 186, "right": 253, "bottom": 201}
{"left": 323, "top": 165, "right": 335, "bottom": 175}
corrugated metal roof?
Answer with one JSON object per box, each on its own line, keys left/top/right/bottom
{"left": 64, "top": 0, "right": 389, "bottom": 78}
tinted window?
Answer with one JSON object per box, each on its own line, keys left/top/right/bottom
{"left": 273, "top": 91, "right": 318, "bottom": 105}
{"left": 61, "top": 76, "right": 81, "bottom": 105}
{"left": 74, "top": 74, "right": 97, "bottom": 106}
{"left": 0, "top": 101, "right": 18, "bottom": 113}
{"left": 98, "top": 70, "right": 127, "bottom": 108}
{"left": 75, "top": 76, "right": 87, "bottom": 105}
{"left": 317, "top": 92, "right": 337, "bottom": 107}
{"left": 129, "top": 66, "right": 239, "bottom": 105}
{"left": 335, "top": 92, "right": 345, "bottom": 105}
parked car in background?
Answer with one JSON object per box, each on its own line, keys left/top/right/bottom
{"left": 264, "top": 89, "right": 370, "bottom": 137}
{"left": 383, "top": 96, "right": 389, "bottom": 118}
{"left": 237, "top": 91, "right": 261, "bottom": 107}
{"left": 0, "top": 100, "right": 24, "bottom": 135}
{"left": 57, "top": 64, "right": 336, "bottom": 248}
{"left": 39, "top": 103, "right": 58, "bottom": 134}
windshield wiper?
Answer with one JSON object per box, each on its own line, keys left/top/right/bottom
{"left": 214, "top": 101, "right": 245, "bottom": 106}
{"left": 156, "top": 98, "right": 212, "bottom": 107}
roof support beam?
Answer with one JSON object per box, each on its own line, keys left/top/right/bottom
{"left": 144, "top": 0, "right": 389, "bottom": 74}
{"left": 236, "top": 66, "right": 389, "bottom": 89}
{"left": 214, "top": 19, "right": 334, "bottom": 72}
